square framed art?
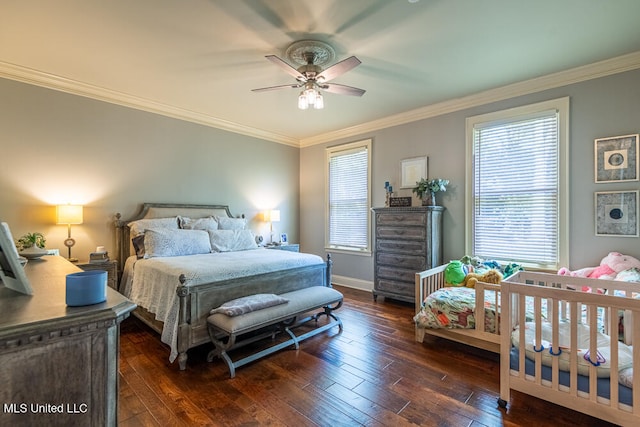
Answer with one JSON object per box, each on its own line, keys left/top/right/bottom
{"left": 594, "top": 190, "right": 638, "bottom": 237}
{"left": 400, "top": 156, "right": 427, "bottom": 189}
{"left": 594, "top": 134, "right": 638, "bottom": 183}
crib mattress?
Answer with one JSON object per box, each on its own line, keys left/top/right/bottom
{"left": 510, "top": 346, "right": 632, "bottom": 406}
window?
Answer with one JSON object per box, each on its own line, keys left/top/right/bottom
{"left": 465, "top": 98, "right": 569, "bottom": 270}
{"left": 326, "top": 139, "right": 372, "bottom": 254}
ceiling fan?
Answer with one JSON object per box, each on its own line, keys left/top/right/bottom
{"left": 251, "top": 40, "right": 366, "bottom": 109}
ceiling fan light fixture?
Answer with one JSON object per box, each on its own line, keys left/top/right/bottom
{"left": 304, "top": 87, "right": 317, "bottom": 105}
{"left": 298, "top": 92, "right": 309, "bottom": 110}
{"left": 314, "top": 92, "right": 324, "bottom": 109}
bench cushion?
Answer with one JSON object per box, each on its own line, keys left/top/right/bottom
{"left": 208, "top": 286, "right": 343, "bottom": 335}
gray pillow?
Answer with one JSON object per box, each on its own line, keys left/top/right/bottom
{"left": 208, "top": 229, "right": 257, "bottom": 252}
{"left": 216, "top": 216, "right": 246, "bottom": 230}
{"left": 179, "top": 216, "right": 218, "bottom": 231}
{"left": 128, "top": 217, "right": 179, "bottom": 237}
{"left": 210, "top": 293, "right": 289, "bottom": 317}
{"left": 143, "top": 228, "right": 212, "bottom": 258}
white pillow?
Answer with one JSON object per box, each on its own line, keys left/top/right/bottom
{"left": 128, "top": 217, "right": 179, "bottom": 237}
{"left": 179, "top": 216, "right": 218, "bottom": 231}
{"left": 216, "top": 216, "right": 246, "bottom": 230}
{"left": 144, "top": 228, "right": 211, "bottom": 258}
{"left": 208, "top": 229, "right": 257, "bottom": 252}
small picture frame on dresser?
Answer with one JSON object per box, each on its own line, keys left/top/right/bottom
{"left": 280, "top": 233, "right": 288, "bottom": 245}
{"left": 0, "top": 222, "right": 34, "bottom": 295}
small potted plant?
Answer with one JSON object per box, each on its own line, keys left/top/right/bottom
{"left": 412, "top": 178, "right": 449, "bottom": 206}
{"left": 16, "top": 232, "right": 48, "bottom": 258}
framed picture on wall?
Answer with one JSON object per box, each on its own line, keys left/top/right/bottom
{"left": 595, "top": 190, "right": 639, "bottom": 237}
{"left": 594, "top": 134, "right": 638, "bottom": 183}
{"left": 400, "top": 156, "right": 427, "bottom": 188}
{"left": 280, "top": 233, "right": 288, "bottom": 245}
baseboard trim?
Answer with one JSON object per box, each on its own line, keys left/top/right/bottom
{"left": 331, "top": 275, "right": 372, "bottom": 292}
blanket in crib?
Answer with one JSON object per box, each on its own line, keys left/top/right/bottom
{"left": 413, "top": 287, "right": 500, "bottom": 331}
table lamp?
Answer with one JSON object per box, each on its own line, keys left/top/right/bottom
{"left": 263, "top": 209, "right": 280, "bottom": 244}
{"left": 56, "top": 204, "right": 83, "bottom": 262}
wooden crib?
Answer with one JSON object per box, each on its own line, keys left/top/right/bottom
{"left": 499, "top": 271, "right": 640, "bottom": 427}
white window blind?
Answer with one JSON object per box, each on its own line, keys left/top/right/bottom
{"left": 326, "top": 140, "right": 371, "bottom": 253}
{"left": 468, "top": 99, "right": 569, "bottom": 270}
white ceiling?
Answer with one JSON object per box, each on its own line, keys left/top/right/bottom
{"left": 2, "top": 0, "right": 640, "bottom": 146}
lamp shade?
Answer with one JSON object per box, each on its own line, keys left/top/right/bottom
{"left": 56, "top": 205, "right": 83, "bottom": 225}
{"left": 263, "top": 210, "right": 280, "bottom": 222}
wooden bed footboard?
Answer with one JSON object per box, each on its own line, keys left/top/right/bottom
{"left": 173, "top": 256, "right": 332, "bottom": 369}
{"left": 415, "top": 264, "right": 501, "bottom": 353}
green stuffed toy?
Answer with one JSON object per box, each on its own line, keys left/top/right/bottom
{"left": 444, "top": 260, "right": 467, "bottom": 286}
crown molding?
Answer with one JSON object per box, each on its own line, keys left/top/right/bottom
{"left": 2, "top": 51, "right": 640, "bottom": 149}
{"left": 0, "top": 61, "right": 299, "bottom": 147}
{"left": 299, "top": 50, "right": 640, "bottom": 147}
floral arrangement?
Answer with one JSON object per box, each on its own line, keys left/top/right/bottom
{"left": 16, "top": 232, "right": 46, "bottom": 251}
{"left": 412, "top": 178, "right": 449, "bottom": 199}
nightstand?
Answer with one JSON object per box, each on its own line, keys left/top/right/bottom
{"left": 265, "top": 244, "right": 300, "bottom": 252}
{"left": 76, "top": 259, "right": 118, "bottom": 290}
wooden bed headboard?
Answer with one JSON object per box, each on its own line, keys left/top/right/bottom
{"left": 114, "top": 202, "right": 239, "bottom": 270}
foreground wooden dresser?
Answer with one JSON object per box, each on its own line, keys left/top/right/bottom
{"left": 372, "top": 206, "right": 444, "bottom": 303}
{"left": 0, "top": 256, "right": 136, "bottom": 427}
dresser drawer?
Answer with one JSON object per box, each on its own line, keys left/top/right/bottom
{"left": 376, "top": 266, "right": 416, "bottom": 283}
{"left": 376, "top": 252, "right": 426, "bottom": 270}
{"left": 376, "top": 212, "right": 426, "bottom": 227}
{"left": 375, "top": 279, "right": 413, "bottom": 297}
{"left": 376, "top": 225, "right": 426, "bottom": 240}
{"left": 376, "top": 239, "right": 427, "bottom": 255}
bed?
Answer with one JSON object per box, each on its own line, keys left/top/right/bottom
{"left": 499, "top": 271, "right": 640, "bottom": 426}
{"left": 115, "top": 203, "right": 332, "bottom": 370}
{"left": 414, "top": 264, "right": 502, "bottom": 352}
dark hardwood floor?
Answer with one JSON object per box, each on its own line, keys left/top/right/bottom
{"left": 118, "top": 286, "right": 617, "bottom": 426}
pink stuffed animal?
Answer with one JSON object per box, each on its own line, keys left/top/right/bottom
{"left": 557, "top": 252, "right": 640, "bottom": 281}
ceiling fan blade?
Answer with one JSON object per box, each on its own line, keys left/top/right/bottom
{"left": 251, "top": 83, "right": 300, "bottom": 93}
{"left": 265, "top": 55, "right": 305, "bottom": 80}
{"left": 317, "top": 56, "right": 361, "bottom": 82}
{"left": 322, "top": 83, "right": 366, "bottom": 97}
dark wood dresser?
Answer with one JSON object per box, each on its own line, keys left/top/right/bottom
{"left": 372, "top": 206, "right": 444, "bottom": 302}
{"left": 0, "top": 256, "right": 136, "bottom": 427}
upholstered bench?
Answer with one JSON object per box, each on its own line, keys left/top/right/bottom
{"left": 206, "top": 286, "right": 343, "bottom": 378}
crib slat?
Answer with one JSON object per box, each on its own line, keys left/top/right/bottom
{"left": 608, "top": 304, "right": 619, "bottom": 409}
{"left": 634, "top": 312, "right": 640, "bottom": 414}
{"left": 569, "top": 301, "right": 578, "bottom": 397}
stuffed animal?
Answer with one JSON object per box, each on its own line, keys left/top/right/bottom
{"left": 616, "top": 268, "right": 640, "bottom": 283}
{"left": 463, "top": 269, "right": 503, "bottom": 288}
{"left": 557, "top": 252, "right": 640, "bottom": 281}
{"left": 504, "top": 263, "right": 525, "bottom": 278}
{"left": 460, "top": 255, "right": 484, "bottom": 271}
{"left": 444, "top": 260, "right": 468, "bottom": 286}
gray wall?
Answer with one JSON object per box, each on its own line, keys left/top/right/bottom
{"left": 2, "top": 69, "right": 638, "bottom": 289}
{"left": 300, "top": 69, "right": 640, "bottom": 290}
{"left": 0, "top": 78, "right": 300, "bottom": 260}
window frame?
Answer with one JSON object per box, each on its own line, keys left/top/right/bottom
{"left": 325, "top": 138, "right": 372, "bottom": 255}
{"left": 465, "top": 97, "right": 570, "bottom": 270}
